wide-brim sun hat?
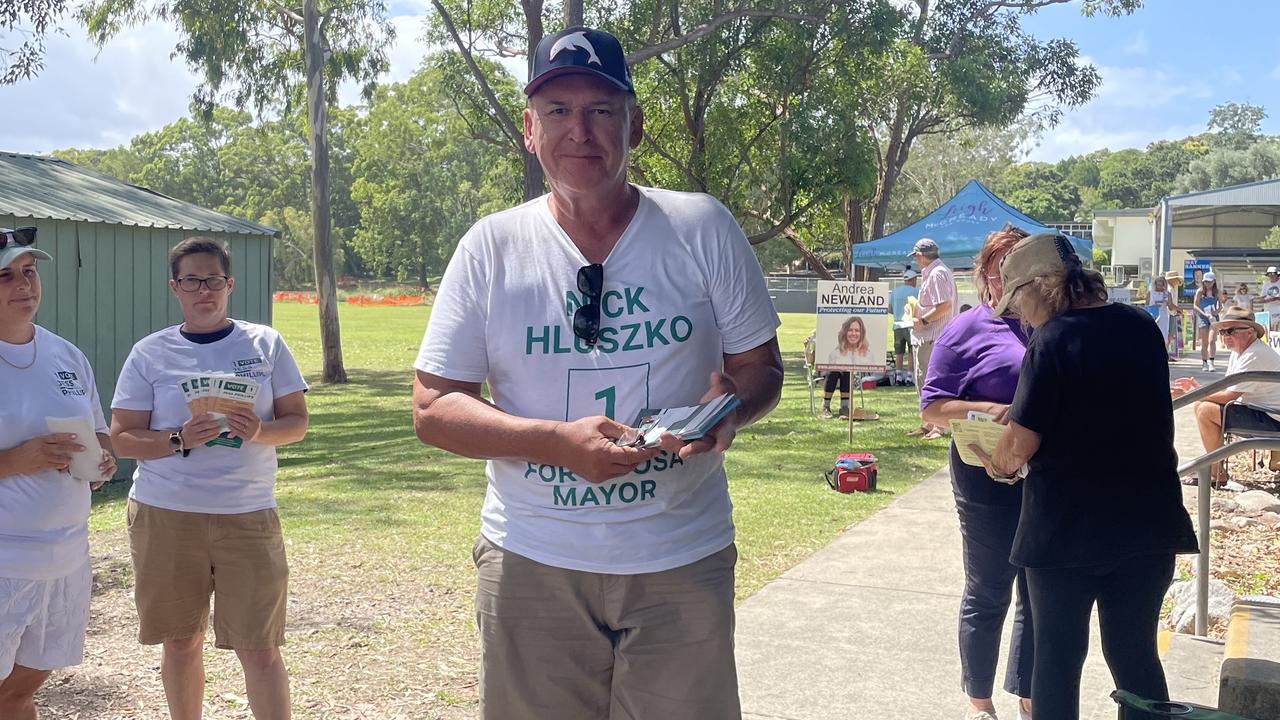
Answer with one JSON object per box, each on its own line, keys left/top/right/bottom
{"left": 991, "top": 232, "right": 1079, "bottom": 317}
{"left": 1164, "top": 270, "right": 1182, "bottom": 282}
{"left": 1211, "top": 306, "right": 1266, "bottom": 338}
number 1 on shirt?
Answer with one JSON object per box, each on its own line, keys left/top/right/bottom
{"left": 565, "top": 364, "right": 651, "bottom": 423}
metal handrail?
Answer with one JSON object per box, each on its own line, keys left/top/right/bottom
{"left": 1171, "top": 370, "right": 1280, "bottom": 636}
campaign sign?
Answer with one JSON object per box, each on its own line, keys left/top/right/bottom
{"left": 1183, "top": 259, "right": 1211, "bottom": 302}
{"left": 815, "top": 281, "right": 890, "bottom": 373}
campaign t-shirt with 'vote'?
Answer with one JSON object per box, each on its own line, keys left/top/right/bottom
{"left": 112, "top": 320, "right": 308, "bottom": 514}
{"left": 0, "top": 326, "right": 108, "bottom": 580}
{"left": 416, "top": 187, "right": 780, "bottom": 574}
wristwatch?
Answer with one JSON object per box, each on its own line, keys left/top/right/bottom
{"left": 989, "top": 463, "right": 1029, "bottom": 484}
{"left": 168, "top": 431, "right": 188, "bottom": 457}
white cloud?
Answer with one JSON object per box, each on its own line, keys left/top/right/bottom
{"left": 0, "top": 23, "right": 201, "bottom": 153}
{"left": 1087, "top": 58, "right": 1213, "bottom": 110}
{"left": 1020, "top": 56, "right": 1225, "bottom": 162}
{"left": 1027, "top": 122, "right": 1206, "bottom": 162}
{"left": 1122, "top": 30, "right": 1149, "bottom": 56}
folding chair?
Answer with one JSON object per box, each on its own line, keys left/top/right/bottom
{"left": 803, "top": 334, "right": 823, "bottom": 416}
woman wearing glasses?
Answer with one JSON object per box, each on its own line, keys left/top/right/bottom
{"left": 919, "top": 226, "right": 1033, "bottom": 720}
{"left": 110, "top": 237, "right": 308, "bottom": 719}
{"left": 0, "top": 227, "right": 116, "bottom": 719}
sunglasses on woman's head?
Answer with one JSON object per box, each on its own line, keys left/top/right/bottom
{"left": 0, "top": 227, "right": 36, "bottom": 250}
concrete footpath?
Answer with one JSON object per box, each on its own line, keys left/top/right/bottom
{"left": 734, "top": 354, "right": 1224, "bottom": 719}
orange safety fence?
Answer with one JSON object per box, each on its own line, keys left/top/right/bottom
{"left": 273, "top": 291, "right": 318, "bottom": 304}
{"left": 345, "top": 294, "right": 427, "bottom": 306}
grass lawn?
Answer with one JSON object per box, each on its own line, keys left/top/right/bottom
{"left": 68, "top": 304, "right": 949, "bottom": 719}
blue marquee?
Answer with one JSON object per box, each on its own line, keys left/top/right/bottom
{"left": 850, "top": 179, "right": 1092, "bottom": 270}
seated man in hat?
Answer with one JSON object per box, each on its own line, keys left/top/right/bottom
{"left": 1179, "top": 307, "right": 1280, "bottom": 486}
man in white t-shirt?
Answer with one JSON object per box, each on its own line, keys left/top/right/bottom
{"left": 1259, "top": 267, "right": 1280, "bottom": 309}
{"left": 412, "top": 26, "right": 783, "bottom": 720}
{"left": 1188, "top": 307, "right": 1280, "bottom": 485}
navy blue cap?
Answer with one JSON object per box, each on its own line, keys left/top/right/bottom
{"left": 525, "top": 26, "right": 634, "bottom": 96}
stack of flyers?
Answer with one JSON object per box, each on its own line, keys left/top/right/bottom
{"left": 616, "top": 393, "right": 741, "bottom": 449}
{"left": 178, "top": 374, "right": 260, "bottom": 448}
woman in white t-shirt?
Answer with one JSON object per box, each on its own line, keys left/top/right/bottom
{"left": 1229, "top": 283, "right": 1253, "bottom": 312}
{"left": 110, "top": 237, "right": 309, "bottom": 719}
{"left": 0, "top": 228, "right": 115, "bottom": 717}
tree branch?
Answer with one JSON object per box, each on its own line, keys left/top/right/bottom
{"left": 627, "top": 6, "right": 826, "bottom": 64}
{"left": 430, "top": 0, "right": 522, "bottom": 150}
{"left": 745, "top": 195, "right": 823, "bottom": 245}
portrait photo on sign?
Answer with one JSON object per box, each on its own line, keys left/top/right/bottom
{"left": 815, "top": 281, "right": 890, "bottom": 373}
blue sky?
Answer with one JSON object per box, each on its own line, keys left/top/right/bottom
{"left": 0, "top": 0, "right": 1276, "bottom": 162}
{"left": 1019, "top": 0, "right": 1280, "bottom": 160}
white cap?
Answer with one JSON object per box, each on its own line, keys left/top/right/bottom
{"left": 1267, "top": 266, "right": 1279, "bottom": 275}
{"left": 1203, "top": 272, "right": 1217, "bottom": 282}
{"left": 903, "top": 269, "right": 918, "bottom": 280}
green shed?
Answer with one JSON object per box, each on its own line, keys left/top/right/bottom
{"left": 0, "top": 152, "right": 278, "bottom": 431}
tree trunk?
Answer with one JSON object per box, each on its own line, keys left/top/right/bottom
{"left": 522, "top": 0, "right": 546, "bottom": 201}
{"left": 843, "top": 193, "right": 868, "bottom": 281}
{"left": 564, "top": 0, "right": 583, "bottom": 26}
{"left": 304, "top": 0, "right": 347, "bottom": 383}
{"left": 868, "top": 103, "right": 910, "bottom": 240}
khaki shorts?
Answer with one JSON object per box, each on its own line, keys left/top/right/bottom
{"left": 914, "top": 339, "right": 936, "bottom": 389}
{"left": 127, "top": 499, "right": 288, "bottom": 650}
{"left": 473, "top": 536, "right": 740, "bottom": 720}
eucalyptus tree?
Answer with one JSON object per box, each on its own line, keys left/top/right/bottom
{"left": 853, "top": 0, "right": 1143, "bottom": 240}
{"left": 80, "top": 0, "right": 395, "bottom": 383}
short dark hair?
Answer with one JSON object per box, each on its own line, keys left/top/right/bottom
{"left": 169, "top": 237, "right": 231, "bottom": 280}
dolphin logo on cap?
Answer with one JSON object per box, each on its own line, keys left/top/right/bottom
{"left": 549, "top": 31, "right": 602, "bottom": 65}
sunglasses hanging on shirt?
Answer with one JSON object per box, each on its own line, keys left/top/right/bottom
{"left": 573, "top": 263, "right": 604, "bottom": 347}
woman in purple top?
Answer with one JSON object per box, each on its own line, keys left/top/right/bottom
{"left": 920, "top": 225, "right": 1033, "bottom": 720}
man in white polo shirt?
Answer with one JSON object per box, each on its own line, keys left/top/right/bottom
{"left": 411, "top": 25, "right": 783, "bottom": 720}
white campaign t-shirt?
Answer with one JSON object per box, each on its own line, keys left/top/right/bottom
{"left": 415, "top": 187, "right": 780, "bottom": 574}
{"left": 1260, "top": 280, "right": 1280, "bottom": 304}
{"left": 1227, "top": 337, "right": 1280, "bottom": 421}
{"left": 112, "top": 320, "right": 308, "bottom": 514}
{"left": 0, "top": 326, "right": 108, "bottom": 580}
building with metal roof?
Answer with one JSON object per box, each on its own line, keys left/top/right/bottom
{"left": 1091, "top": 179, "right": 1280, "bottom": 288}
{"left": 0, "top": 152, "right": 278, "bottom": 451}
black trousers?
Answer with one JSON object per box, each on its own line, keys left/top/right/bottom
{"left": 1025, "top": 553, "right": 1175, "bottom": 720}
{"left": 952, "top": 449, "right": 1033, "bottom": 699}
{"left": 822, "top": 371, "right": 850, "bottom": 394}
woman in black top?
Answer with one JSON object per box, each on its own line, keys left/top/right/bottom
{"left": 972, "top": 233, "right": 1198, "bottom": 720}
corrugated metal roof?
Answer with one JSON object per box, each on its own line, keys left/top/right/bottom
{"left": 0, "top": 152, "right": 277, "bottom": 236}
{"left": 1168, "top": 177, "right": 1280, "bottom": 207}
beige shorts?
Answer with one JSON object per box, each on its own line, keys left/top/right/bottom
{"left": 473, "top": 536, "right": 740, "bottom": 720}
{"left": 914, "top": 339, "right": 936, "bottom": 389}
{"left": 127, "top": 499, "right": 288, "bottom": 650}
